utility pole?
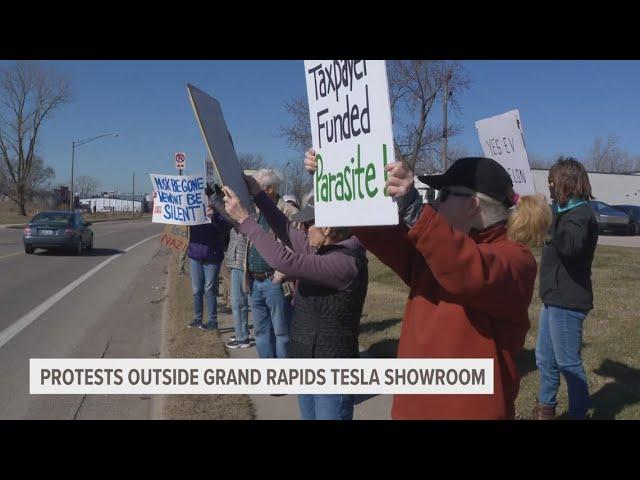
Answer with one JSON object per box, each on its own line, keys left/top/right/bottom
{"left": 70, "top": 141, "right": 75, "bottom": 211}
{"left": 132, "top": 171, "right": 135, "bottom": 218}
{"left": 441, "top": 70, "right": 452, "bottom": 172}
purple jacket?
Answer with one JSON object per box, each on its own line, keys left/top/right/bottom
{"left": 238, "top": 192, "right": 363, "bottom": 291}
{"left": 188, "top": 212, "right": 229, "bottom": 263}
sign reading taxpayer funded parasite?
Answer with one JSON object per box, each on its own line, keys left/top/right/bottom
{"left": 304, "top": 60, "right": 399, "bottom": 227}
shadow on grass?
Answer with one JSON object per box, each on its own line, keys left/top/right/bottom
{"left": 359, "top": 317, "right": 402, "bottom": 334}
{"left": 539, "top": 358, "right": 640, "bottom": 420}
{"left": 590, "top": 359, "right": 640, "bottom": 419}
{"left": 362, "top": 338, "right": 399, "bottom": 359}
{"left": 353, "top": 339, "right": 400, "bottom": 405}
{"left": 515, "top": 348, "right": 537, "bottom": 379}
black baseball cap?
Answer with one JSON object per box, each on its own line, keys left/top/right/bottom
{"left": 418, "top": 157, "right": 516, "bottom": 207}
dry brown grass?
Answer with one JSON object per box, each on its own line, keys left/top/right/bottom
{"left": 161, "top": 249, "right": 255, "bottom": 420}
{"left": 360, "top": 246, "right": 640, "bottom": 419}
{"left": 358, "top": 253, "right": 408, "bottom": 359}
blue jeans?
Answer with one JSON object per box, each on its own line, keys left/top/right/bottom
{"left": 536, "top": 304, "right": 590, "bottom": 419}
{"left": 230, "top": 267, "right": 250, "bottom": 342}
{"left": 250, "top": 277, "right": 291, "bottom": 358}
{"left": 298, "top": 395, "right": 354, "bottom": 420}
{"left": 189, "top": 258, "right": 220, "bottom": 326}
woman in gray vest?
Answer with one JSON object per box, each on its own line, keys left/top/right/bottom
{"left": 222, "top": 177, "right": 368, "bottom": 420}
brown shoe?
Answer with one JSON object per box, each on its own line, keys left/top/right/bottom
{"left": 532, "top": 402, "right": 556, "bottom": 420}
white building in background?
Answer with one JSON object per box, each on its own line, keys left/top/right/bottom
{"left": 80, "top": 197, "right": 142, "bottom": 212}
{"left": 413, "top": 169, "right": 640, "bottom": 207}
{"left": 532, "top": 169, "right": 640, "bottom": 206}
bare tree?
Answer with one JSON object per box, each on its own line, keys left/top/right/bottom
{"left": 587, "top": 136, "right": 633, "bottom": 173}
{"left": 0, "top": 154, "right": 54, "bottom": 201}
{"left": 0, "top": 62, "right": 71, "bottom": 215}
{"left": 528, "top": 153, "right": 553, "bottom": 170}
{"left": 281, "top": 160, "right": 313, "bottom": 204}
{"left": 280, "top": 97, "right": 311, "bottom": 154}
{"left": 388, "top": 60, "right": 470, "bottom": 173}
{"left": 74, "top": 175, "right": 100, "bottom": 198}
{"left": 238, "top": 152, "right": 267, "bottom": 171}
{"left": 280, "top": 60, "right": 470, "bottom": 174}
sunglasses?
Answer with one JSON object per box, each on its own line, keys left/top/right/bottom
{"left": 438, "top": 187, "right": 474, "bottom": 203}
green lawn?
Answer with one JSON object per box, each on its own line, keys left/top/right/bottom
{"left": 358, "top": 245, "right": 640, "bottom": 419}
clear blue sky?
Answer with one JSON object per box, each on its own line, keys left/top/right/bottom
{"left": 4, "top": 60, "right": 640, "bottom": 194}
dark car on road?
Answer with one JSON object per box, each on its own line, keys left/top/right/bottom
{"left": 590, "top": 201, "right": 632, "bottom": 235}
{"left": 23, "top": 211, "right": 94, "bottom": 255}
{"left": 612, "top": 204, "right": 640, "bottom": 235}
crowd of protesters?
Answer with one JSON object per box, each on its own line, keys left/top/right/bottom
{"left": 180, "top": 153, "right": 598, "bottom": 421}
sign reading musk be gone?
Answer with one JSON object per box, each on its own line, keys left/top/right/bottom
{"left": 475, "top": 109, "right": 537, "bottom": 196}
{"left": 150, "top": 173, "right": 209, "bottom": 226}
{"left": 304, "top": 60, "right": 398, "bottom": 227}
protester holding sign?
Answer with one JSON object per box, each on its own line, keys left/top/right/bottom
{"left": 239, "top": 169, "right": 298, "bottom": 360}
{"left": 533, "top": 157, "right": 598, "bottom": 420}
{"left": 187, "top": 205, "right": 230, "bottom": 331}
{"left": 222, "top": 176, "right": 368, "bottom": 420}
{"left": 304, "top": 151, "right": 552, "bottom": 419}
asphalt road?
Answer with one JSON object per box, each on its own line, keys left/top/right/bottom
{"left": 0, "top": 219, "right": 167, "bottom": 419}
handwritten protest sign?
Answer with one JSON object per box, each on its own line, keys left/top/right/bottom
{"left": 160, "top": 225, "right": 189, "bottom": 253}
{"left": 304, "top": 60, "right": 398, "bottom": 227}
{"left": 187, "top": 84, "right": 255, "bottom": 215}
{"left": 475, "top": 110, "right": 537, "bottom": 196}
{"left": 149, "top": 173, "right": 209, "bottom": 225}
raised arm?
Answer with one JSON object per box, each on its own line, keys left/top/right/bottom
{"left": 238, "top": 216, "right": 358, "bottom": 290}
{"left": 351, "top": 224, "right": 419, "bottom": 287}
{"left": 253, "top": 191, "right": 311, "bottom": 254}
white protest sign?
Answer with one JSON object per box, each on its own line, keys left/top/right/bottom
{"left": 475, "top": 109, "right": 537, "bottom": 196}
{"left": 175, "top": 152, "right": 186, "bottom": 170}
{"left": 187, "top": 84, "right": 255, "bottom": 215}
{"left": 304, "top": 60, "right": 398, "bottom": 227}
{"left": 149, "top": 173, "right": 209, "bottom": 225}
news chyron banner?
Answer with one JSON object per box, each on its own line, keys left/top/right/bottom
{"left": 31, "top": 358, "right": 494, "bottom": 396}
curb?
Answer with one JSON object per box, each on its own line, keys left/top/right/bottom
{"left": 150, "top": 250, "right": 172, "bottom": 420}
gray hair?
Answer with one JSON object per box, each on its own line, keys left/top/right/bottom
{"left": 474, "top": 192, "right": 509, "bottom": 229}
{"left": 253, "top": 169, "right": 281, "bottom": 189}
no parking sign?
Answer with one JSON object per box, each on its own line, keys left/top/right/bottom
{"left": 175, "top": 152, "right": 186, "bottom": 170}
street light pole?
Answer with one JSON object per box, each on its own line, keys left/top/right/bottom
{"left": 70, "top": 141, "right": 75, "bottom": 211}
{"left": 69, "top": 132, "right": 119, "bottom": 212}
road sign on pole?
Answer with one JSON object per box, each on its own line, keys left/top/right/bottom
{"left": 175, "top": 152, "right": 186, "bottom": 171}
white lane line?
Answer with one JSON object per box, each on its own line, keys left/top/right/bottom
{"left": 0, "top": 233, "right": 160, "bottom": 350}
{"left": 0, "top": 251, "right": 22, "bottom": 261}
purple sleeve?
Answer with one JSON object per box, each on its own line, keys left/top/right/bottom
{"left": 254, "top": 192, "right": 310, "bottom": 254}
{"left": 238, "top": 217, "right": 358, "bottom": 291}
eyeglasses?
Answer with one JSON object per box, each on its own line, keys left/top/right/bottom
{"left": 438, "top": 187, "right": 474, "bottom": 203}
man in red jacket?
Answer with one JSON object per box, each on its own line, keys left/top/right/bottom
{"left": 305, "top": 152, "right": 538, "bottom": 419}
